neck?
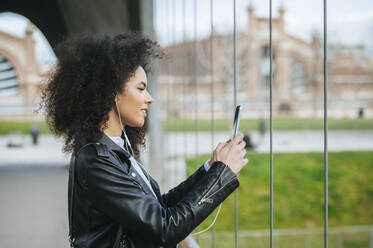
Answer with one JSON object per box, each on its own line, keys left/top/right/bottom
{"left": 102, "top": 109, "right": 124, "bottom": 137}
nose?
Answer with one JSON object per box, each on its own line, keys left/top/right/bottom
{"left": 146, "top": 91, "right": 153, "bottom": 104}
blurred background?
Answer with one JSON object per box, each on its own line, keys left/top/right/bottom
{"left": 0, "top": 0, "right": 372, "bottom": 247}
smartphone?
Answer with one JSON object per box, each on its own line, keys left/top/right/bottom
{"left": 232, "top": 105, "right": 242, "bottom": 138}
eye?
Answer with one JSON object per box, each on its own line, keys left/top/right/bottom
{"left": 138, "top": 88, "right": 145, "bottom": 91}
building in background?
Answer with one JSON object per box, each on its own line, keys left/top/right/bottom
{"left": 0, "top": 22, "right": 47, "bottom": 120}
{"left": 159, "top": 5, "right": 373, "bottom": 119}
{"left": 1, "top": 5, "right": 372, "bottom": 120}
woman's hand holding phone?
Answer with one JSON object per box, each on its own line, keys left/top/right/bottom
{"left": 208, "top": 105, "right": 248, "bottom": 174}
{"left": 209, "top": 133, "right": 248, "bottom": 175}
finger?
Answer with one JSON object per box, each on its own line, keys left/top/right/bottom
{"left": 237, "top": 140, "right": 246, "bottom": 150}
{"left": 232, "top": 133, "right": 244, "bottom": 144}
{"left": 239, "top": 149, "right": 246, "bottom": 157}
{"left": 216, "top": 142, "right": 225, "bottom": 152}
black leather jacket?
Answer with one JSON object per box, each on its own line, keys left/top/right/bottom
{"left": 68, "top": 133, "right": 239, "bottom": 248}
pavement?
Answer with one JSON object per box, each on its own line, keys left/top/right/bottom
{"left": 0, "top": 135, "right": 68, "bottom": 167}
{"left": 165, "top": 130, "right": 373, "bottom": 157}
{"left": 0, "top": 167, "right": 69, "bottom": 248}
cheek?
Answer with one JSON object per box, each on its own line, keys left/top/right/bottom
{"left": 134, "top": 92, "right": 145, "bottom": 104}
{"left": 127, "top": 93, "right": 143, "bottom": 111}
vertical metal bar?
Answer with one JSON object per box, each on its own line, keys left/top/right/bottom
{"left": 210, "top": 0, "right": 216, "bottom": 247}
{"left": 157, "top": 0, "right": 165, "bottom": 184}
{"left": 233, "top": 0, "right": 238, "bottom": 247}
{"left": 337, "top": 232, "right": 343, "bottom": 248}
{"left": 193, "top": 0, "right": 199, "bottom": 241}
{"left": 172, "top": 0, "right": 177, "bottom": 158}
{"left": 323, "top": 0, "right": 328, "bottom": 247}
{"left": 194, "top": 0, "right": 199, "bottom": 171}
{"left": 233, "top": 0, "right": 237, "bottom": 107}
{"left": 305, "top": 231, "right": 312, "bottom": 248}
{"left": 182, "top": 0, "right": 187, "bottom": 164}
{"left": 269, "top": 0, "right": 274, "bottom": 247}
{"left": 147, "top": 0, "right": 163, "bottom": 182}
{"left": 153, "top": 0, "right": 157, "bottom": 39}
{"left": 166, "top": 0, "right": 171, "bottom": 161}
{"left": 369, "top": 226, "right": 373, "bottom": 248}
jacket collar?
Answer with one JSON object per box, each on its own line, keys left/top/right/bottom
{"left": 96, "top": 132, "right": 132, "bottom": 160}
{"left": 95, "top": 132, "right": 163, "bottom": 202}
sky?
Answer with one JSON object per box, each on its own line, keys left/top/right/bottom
{"left": 0, "top": 0, "right": 372, "bottom": 65}
{"left": 155, "top": 0, "right": 373, "bottom": 48}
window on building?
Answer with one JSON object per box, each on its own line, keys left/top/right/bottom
{"left": 291, "top": 57, "right": 306, "bottom": 94}
{"left": 260, "top": 45, "right": 276, "bottom": 91}
{"left": 0, "top": 55, "right": 18, "bottom": 96}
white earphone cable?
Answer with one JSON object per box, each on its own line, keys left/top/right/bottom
{"left": 191, "top": 203, "right": 222, "bottom": 236}
{"left": 115, "top": 99, "right": 134, "bottom": 156}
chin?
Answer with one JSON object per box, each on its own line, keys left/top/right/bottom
{"left": 128, "top": 120, "right": 144, "bottom": 128}
{"left": 127, "top": 117, "right": 147, "bottom": 128}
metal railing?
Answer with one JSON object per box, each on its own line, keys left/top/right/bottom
{"left": 156, "top": 0, "right": 330, "bottom": 247}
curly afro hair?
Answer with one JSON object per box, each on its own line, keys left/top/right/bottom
{"left": 41, "top": 33, "right": 161, "bottom": 156}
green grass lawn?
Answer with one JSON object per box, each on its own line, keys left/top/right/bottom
{"left": 164, "top": 118, "right": 373, "bottom": 132}
{"left": 0, "top": 118, "right": 372, "bottom": 135}
{"left": 187, "top": 151, "right": 373, "bottom": 232}
{"left": 0, "top": 121, "right": 51, "bottom": 135}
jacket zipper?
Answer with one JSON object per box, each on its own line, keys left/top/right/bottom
{"left": 198, "top": 167, "right": 236, "bottom": 205}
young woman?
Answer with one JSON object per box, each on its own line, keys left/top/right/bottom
{"left": 41, "top": 33, "right": 248, "bottom": 248}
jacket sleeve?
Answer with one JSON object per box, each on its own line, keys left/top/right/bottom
{"left": 77, "top": 144, "right": 239, "bottom": 247}
{"left": 161, "top": 164, "right": 207, "bottom": 207}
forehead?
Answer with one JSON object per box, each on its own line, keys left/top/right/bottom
{"left": 126, "top": 66, "right": 147, "bottom": 85}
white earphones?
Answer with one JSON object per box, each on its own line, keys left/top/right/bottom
{"left": 115, "top": 98, "right": 134, "bottom": 156}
